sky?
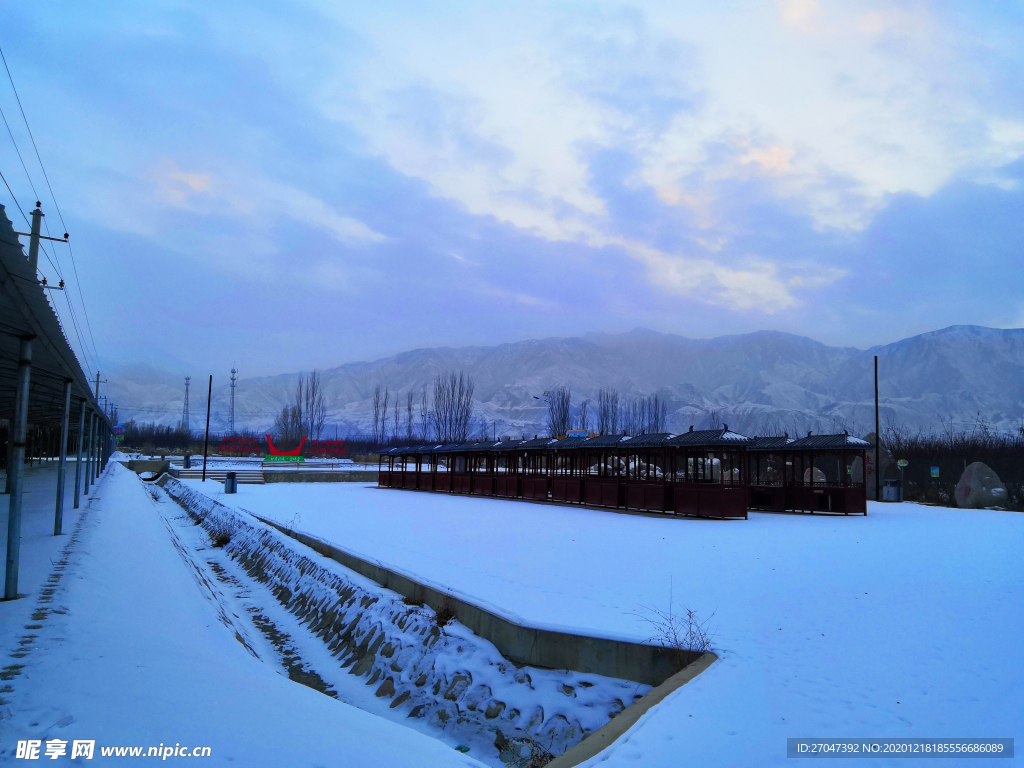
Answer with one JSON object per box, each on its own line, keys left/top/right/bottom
{"left": 1, "top": 0, "right": 1022, "bottom": 378}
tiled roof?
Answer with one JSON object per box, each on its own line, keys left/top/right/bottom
{"left": 748, "top": 436, "right": 793, "bottom": 451}
{"left": 580, "top": 434, "right": 625, "bottom": 447}
{"left": 550, "top": 436, "right": 591, "bottom": 450}
{"left": 787, "top": 433, "right": 871, "bottom": 450}
{"left": 666, "top": 427, "right": 753, "bottom": 447}
{"left": 488, "top": 439, "right": 525, "bottom": 452}
{"left": 431, "top": 442, "right": 467, "bottom": 454}
{"left": 516, "top": 437, "right": 560, "bottom": 450}
{"left": 617, "top": 432, "right": 674, "bottom": 448}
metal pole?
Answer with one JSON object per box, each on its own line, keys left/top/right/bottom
{"left": 54, "top": 380, "right": 71, "bottom": 535}
{"left": 874, "top": 354, "right": 880, "bottom": 504}
{"left": 202, "top": 375, "right": 212, "bottom": 481}
{"left": 4, "top": 338, "right": 32, "bottom": 600}
{"left": 84, "top": 413, "right": 93, "bottom": 494}
{"left": 73, "top": 402, "right": 85, "bottom": 509}
{"left": 93, "top": 418, "right": 100, "bottom": 481}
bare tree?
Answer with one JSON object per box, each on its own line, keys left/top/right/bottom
{"left": 647, "top": 394, "right": 667, "bottom": 433}
{"left": 577, "top": 398, "right": 591, "bottom": 433}
{"left": 302, "top": 370, "right": 327, "bottom": 441}
{"left": 547, "top": 386, "right": 571, "bottom": 438}
{"left": 406, "top": 390, "right": 415, "bottom": 441}
{"left": 707, "top": 408, "right": 721, "bottom": 430}
{"left": 431, "top": 371, "right": 475, "bottom": 443}
{"left": 620, "top": 393, "right": 668, "bottom": 435}
{"left": 372, "top": 385, "right": 390, "bottom": 444}
{"left": 392, "top": 399, "right": 400, "bottom": 445}
{"left": 273, "top": 404, "right": 302, "bottom": 444}
{"left": 419, "top": 386, "right": 430, "bottom": 442}
{"left": 598, "top": 388, "right": 619, "bottom": 435}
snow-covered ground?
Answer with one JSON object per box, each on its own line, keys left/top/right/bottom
{"left": 0, "top": 464, "right": 482, "bottom": 767}
{"left": 0, "top": 461, "right": 84, "bottom": 663}
{"left": 195, "top": 482, "right": 1024, "bottom": 766}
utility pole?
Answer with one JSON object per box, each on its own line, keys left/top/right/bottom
{"left": 874, "top": 355, "right": 880, "bottom": 505}
{"left": 229, "top": 366, "right": 237, "bottom": 434}
{"left": 201, "top": 375, "right": 212, "bottom": 482}
{"left": 181, "top": 376, "right": 191, "bottom": 434}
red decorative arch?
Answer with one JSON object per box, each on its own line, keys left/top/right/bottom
{"left": 265, "top": 435, "right": 306, "bottom": 456}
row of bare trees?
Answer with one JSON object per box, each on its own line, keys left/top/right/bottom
{"left": 273, "top": 371, "right": 327, "bottom": 443}
{"left": 371, "top": 371, "right": 477, "bottom": 444}
{"left": 548, "top": 386, "right": 667, "bottom": 437}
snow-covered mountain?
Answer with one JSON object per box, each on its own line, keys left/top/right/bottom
{"left": 107, "top": 325, "right": 1024, "bottom": 438}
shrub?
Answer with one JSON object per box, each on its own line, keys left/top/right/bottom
{"left": 433, "top": 597, "right": 457, "bottom": 628}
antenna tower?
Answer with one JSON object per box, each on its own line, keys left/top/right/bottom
{"left": 181, "top": 376, "right": 191, "bottom": 433}
{"left": 229, "top": 366, "right": 238, "bottom": 434}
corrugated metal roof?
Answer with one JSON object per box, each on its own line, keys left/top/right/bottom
{"left": 0, "top": 205, "right": 109, "bottom": 427}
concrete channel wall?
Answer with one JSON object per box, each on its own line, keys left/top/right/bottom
{"left": 252, "top": 513, "right": 693, "bottom": 687}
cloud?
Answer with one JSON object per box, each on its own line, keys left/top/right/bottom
{"left": 298, "top": 1, "right": 1024, "bottom": 240}
{"left": 779, "top": 0, "right": 823, "bottom": 34}
{"left": 151, "top": 158, "right": 384, "bottom": 245}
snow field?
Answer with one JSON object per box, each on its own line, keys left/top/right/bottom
{"left": 195, "top": 481, "right": 1024, "bottom": 767}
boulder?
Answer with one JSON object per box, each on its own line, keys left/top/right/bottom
{"left": 955, "top": 462, "right": 1008, "bottom": 509}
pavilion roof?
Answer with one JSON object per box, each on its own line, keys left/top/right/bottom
{"left": 617, "top": 432, "right": 674, "bottom": 448}
{"left": 666, "top": 427, "right": 753, "bottom": 447}
{"left": 787, "top": 433, "right": 871, "bottom": 450}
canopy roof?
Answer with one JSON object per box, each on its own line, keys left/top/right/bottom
{"left": 0, "top": 205, "right": 108, "bottom": 428}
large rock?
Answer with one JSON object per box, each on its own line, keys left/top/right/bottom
{"left": 955, "top": 462, "right": 1008, "bottom": 509}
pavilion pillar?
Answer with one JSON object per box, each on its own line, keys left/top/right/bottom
{"left": 54, "top": 380, "right": 72, "bottom": 535}
{"left": 4, "top": 338, "right": 33, "bottom": 600}
{"left": 73, "top": 403, "right": 85, "bottom": 509}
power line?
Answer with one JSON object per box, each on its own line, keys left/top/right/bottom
{"left": 0, "top": 104, "right": 38, "bottom": 200}
{"left": 0, "top": 43, "right": 102, "bottom": 371}
{"left": 0, "top": 171, "right": 97, "bottom": 376}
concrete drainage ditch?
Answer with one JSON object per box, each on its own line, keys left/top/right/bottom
{"left": 154, "top": 475, "right": 713, "bottom": 766}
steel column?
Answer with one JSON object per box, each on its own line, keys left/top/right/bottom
{"left": 73, "top": 403, "right": 85, "bottom": 509}
{"left": 54, "top": 380, "right": 72, "bottom": 535}
{"left": 84, "top": 413, "right": 93, "bottom": 494}
{"left": 4, "top": 338, "right": 33, "bottom": 600}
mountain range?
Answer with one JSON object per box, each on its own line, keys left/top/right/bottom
{"left": 106, "top": 325, "right": 1024, "bottom": 439}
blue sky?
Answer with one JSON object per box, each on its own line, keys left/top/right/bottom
{"left": 1, "top": 0, "right": 1022, "bottom": 376}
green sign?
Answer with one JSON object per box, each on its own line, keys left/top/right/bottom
{"left": 265, "top": 455, "right": 304, "bottom": 462}
{"left": 931, "top": 466, "right": 940, "bottom": 478}
{"left": 897, "top": 459, "right": 908, "bottom": 468}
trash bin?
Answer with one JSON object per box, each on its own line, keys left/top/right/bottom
{"left": 183, "top": 455, "right": 191, "bottom": 469}
{"left": 225, "top": 471, "right": 237, "bottom": 494}
{"left": 882, "top": 479, "right": 903, "bottom": 502}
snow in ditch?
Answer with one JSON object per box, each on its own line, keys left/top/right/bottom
{"left": 0, "top": 464, "right": 483, "bottom": 767}
{"left": 194, "top": 480, "right": 1024, "bottom": 767}
{"left": 156, "top": 476, "right": 649, "bottom": 765}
